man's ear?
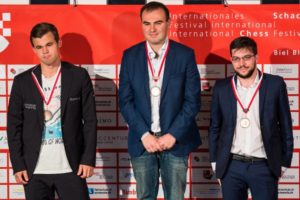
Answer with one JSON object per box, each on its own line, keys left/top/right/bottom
{"left": 58, "top": 39, "right": 62, "bottom": 48}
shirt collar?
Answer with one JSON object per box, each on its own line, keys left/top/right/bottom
{"left": 237, "top": 71, "right": 259, "bottom": 89}
{"left": 146, "top": 38, "right": 169, "bottom": 59}
{"left": 41, "top": 64, "right": 62, "bottom": 80}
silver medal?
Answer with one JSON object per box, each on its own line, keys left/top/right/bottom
{"left": 240, "top": 118, "right": 250, "bottom": 128}
{"left": 151, "top": 86, "right": 161, "bottom": 97}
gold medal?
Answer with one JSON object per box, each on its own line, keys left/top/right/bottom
{"left": 44, "top": 110, "right": 53, "bottom": 122}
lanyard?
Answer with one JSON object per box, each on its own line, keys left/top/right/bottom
{"left": 31, "top": 67, "right": 61, "bottom": 105}
{"left": 145, "top": 42, "right": 170, "bottom": 82}
{"left": 230, "top": 74, "right": 263, "bottom": 113}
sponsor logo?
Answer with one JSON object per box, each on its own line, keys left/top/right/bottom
{"left": 97, "top": 112, "right": 116, "bottom": 127}
{"left": 278, "top": 184, "right": 299, "bottom": 198}
{"left": 201, "top": 81, "right": 212, "bottom": 92}
{"left": 88, "top": 187, "right": 112, "bottom": 195}
{"left": 83, "top": 64, "right": 116, "bottom": 79}
{"left": 203, "top": 169, "right": 213, "bottom": 180}
{"left": 97, "top": 131, "right": 128, "bottom": 149}
{"left": 285, "top": 80, "right": 298, "bottom": 95}
{"left": 95, "top": 96, "right": 116, "bottom": 111}
{"left": 93, "top": 80, "right": 116, "bottom": 95}
{"left": 120, "top": 189, "right": 137, "bottom": 195}
{"left": 279, "top": 168, "right": 299, "bottom": 183}
{"left": 88, "top": 188, "right": 94, "bottom": 194}
{"left": 95, "top": 152, "right": 116, "bottom": 167}
{"left": 192, "top": 184, "right": 222, "bottom": 197}
{"left": 10, "top": 185, "right": 25, "bottom": 198}
{"left": 198, "top": 64, "right": 226, "bottom": 79}
{"left": 10, "top": 67, "right": 16, "bottom": 74}
{"left": 8, "top": 65, "right": 34, "bottom": 78}
{"left": 264, "top": 64, "right": 298, "bottom": 78}
{"left": 193, "top": 155, "right": 210, "bottom": 164}
{"left": 96, "top": 174, "right": 114, "bottom": 180}
{"left": 0, "top": 131, "right": 8, "bottom": 149}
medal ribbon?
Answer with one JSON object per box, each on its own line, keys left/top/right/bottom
{"left": 31, "top": 67, "right": 61, "bottom": 106}
{"left": 231, "top": 74, "right": 263, "bottom": 113}
{"left": 145, "top": 41, "right": 170, "bottom": 82}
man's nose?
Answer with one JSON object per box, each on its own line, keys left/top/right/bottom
{"left": 150, "top": 24, "right": 156, "bottom": 32}
{"left": 238, "top": 58, "right": 246, "bottom": 65}
{"left": 42, "top": 46, "right": 49, "bottom": 54}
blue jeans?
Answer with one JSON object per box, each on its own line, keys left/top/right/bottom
{"left": 131, "top": 151, "right": 188, "bottom": 200}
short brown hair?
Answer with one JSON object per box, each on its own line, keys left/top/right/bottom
{"left": 140, "top": 1, "right": 170, "bottom": 21}
{"left": 30, "top": 22, "right": 59, "bottom": 47}
{"left": 230, "top": 36, "right": 257, "bottom": 56}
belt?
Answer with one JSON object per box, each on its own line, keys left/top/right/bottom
{"left": 231, "top": 154, "right": 266, "bottom": 163}
{"left": 150, "top": 131, "right": 162, "bottom": 137}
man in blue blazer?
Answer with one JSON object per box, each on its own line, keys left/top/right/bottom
{"left": 119, "top": 2, "right": 201, "bottom": 199}
{"left": 209, "top": 36, "right": 293, "bottom": 200}
{"left": 7, "top": 23, "right": 97, "bottom": 199}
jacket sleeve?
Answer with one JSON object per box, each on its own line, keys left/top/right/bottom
{"left": 80, "top": 69, "right": 97, "bottom": 167}
{"left": 118, "top": 50, "right": 149, "bottom": 139}
{"left": 278, "top": 78, "right": 293, "bottom": 167}
{"left": 7, "top": 76, "right": 27, "bottom": 174}
{"left": 208, "top": 80, "right": 222, "bottom": 162}
{"left": 165, "top": 49, "right": 201, "bottom": 142}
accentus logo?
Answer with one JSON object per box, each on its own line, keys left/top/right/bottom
{"left": 0, "top": 12, "right": 11, "bottom": 53}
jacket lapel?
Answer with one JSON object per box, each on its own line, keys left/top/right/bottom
{"left": 31, "top": 65, "right": 44, "bottom": 132}
{"left": 160, "top": 41, "right": 174, "bottom": 99}
{"left": 259, "top": 74, "right": 267, "bottom": 124}
{"left": 230, "top": 76, "right": 237, "bottom": 127}
{"left": 141, "top": 43, "right": 151, "bottom": 114}
{"left": 60, "top": 63, "right": 73, "bottom": 121}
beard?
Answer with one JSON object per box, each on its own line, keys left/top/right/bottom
{"left": 235, "top": 65, "right": 256, "bottom": 79}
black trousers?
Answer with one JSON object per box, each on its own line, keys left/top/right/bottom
{"left": 221, "top": 159, "right": 278, "bottom": 200}
{"left": 24, "top": 173, "right": 90, "bottom": 200}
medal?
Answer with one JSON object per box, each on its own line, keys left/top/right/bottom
{"left": 231, "top": 73, "right": 263, "bottom": 129}
{"left": 146, "top": 41, "right": 170, "bottom": 91}
{"left": 151, "top": 86, "right": 161, "bottom": 97}
{"left": 32, "top": 66, "right": 61, "bottom": 122}
{"left": 231, "top": 73, "right": 263, "bottom": 128}
{"left": 44, "top": 110, "right": 53, "bottom": 122}
{"left": 231, "top": 73, "right": 263, "bottom": 114}
{"left": 240, "top": 117, "right": 250, "bottom": 128}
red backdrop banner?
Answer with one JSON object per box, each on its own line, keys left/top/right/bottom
{"left": 0, "top": 5, "right": 299, "bottom": 200}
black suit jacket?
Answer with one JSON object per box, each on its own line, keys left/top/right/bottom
{"left": 7, "top": 62, "right": 97, "bottom": 177}
{"left": 209, "top": 73, "right": 293, "bottom": 178}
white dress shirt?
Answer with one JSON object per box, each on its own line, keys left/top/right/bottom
{"left": 230, "top": 73, "right": 267, "bottom": 158}
{"left": 141, "top": 39, "right": 169, "bottom": 140}
{"left": 211, "top": 73, "right": 268, "bottom": 172}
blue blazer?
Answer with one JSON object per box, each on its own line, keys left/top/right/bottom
{"left": 119, "top": 40, "right": 201, "bottom": 157}
{"left": 209, "top": 73, "right": 294, "bottom": 178}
